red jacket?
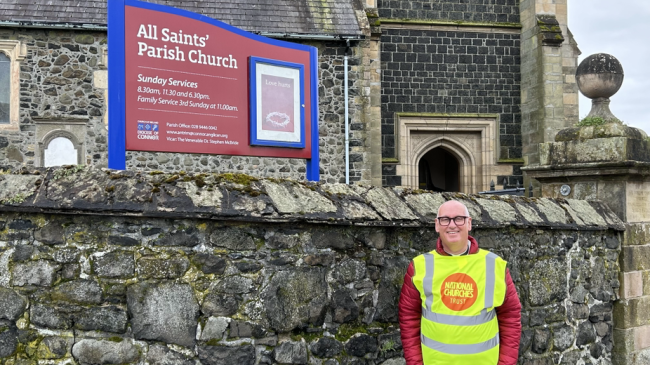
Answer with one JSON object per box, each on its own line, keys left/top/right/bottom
{"left": 398, "top": 236, "right": 522, "bottom": 365}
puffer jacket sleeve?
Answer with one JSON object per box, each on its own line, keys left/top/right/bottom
{"left": 495, "top": 268, "right": 522, "bottom": 365}
{"left": 398, "top": 261, "right": 424, "bottom": 365}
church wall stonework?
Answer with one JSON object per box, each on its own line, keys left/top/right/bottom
{"left": 379, "top": 28, "right": 522, "bottom": 187}
{"left": 0, "top": 28, "right": 107, "bottom": 168}
{"left": 0, "top": 29, "right": 374, "bottom": 184}
{"left": 376, "top": 0, "right": 524, "bottom": 188}
{"left": 0, "top": 167, "right": 624, "bottom": 364}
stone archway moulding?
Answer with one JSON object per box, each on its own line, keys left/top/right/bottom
{"left": 34, "top": 118, "right": 88, "bottom": 167}
{"left": 394, "top": 113, "right": 504, "bottom": 193}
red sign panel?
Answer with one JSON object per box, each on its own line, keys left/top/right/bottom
{"left": 123, "top": 6, "right": 312, "bottom": 158}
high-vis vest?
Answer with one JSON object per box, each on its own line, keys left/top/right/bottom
{"left": 412, "top": 249, "right": 507, "bottom": 365}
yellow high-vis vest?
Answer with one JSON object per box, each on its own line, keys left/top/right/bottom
{"left": 412, "top": 249, "right": 507, "bottom": 365}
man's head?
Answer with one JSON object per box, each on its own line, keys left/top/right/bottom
{"left": 435, "top": 200, "right": 472, "bottom": 254}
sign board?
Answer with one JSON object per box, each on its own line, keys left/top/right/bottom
{"left": 108, "top": 0, "right": 319, "bottom": 180}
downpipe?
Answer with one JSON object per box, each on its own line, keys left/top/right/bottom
{"left": 344, "top": 39, "right": 350, "bottom": 184}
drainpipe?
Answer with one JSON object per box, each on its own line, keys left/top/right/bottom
{"left": 344, "top": 39, "right": 350, "bottom": 184}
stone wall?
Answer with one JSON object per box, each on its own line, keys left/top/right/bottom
{"left": 0, "top": 28, "right": 376, "bottom": 184}
{"left": 0, "top": 28, "right": 107, "bottom": 167}
{"left": 0, "top": 167, "right": 623, "bottom": 364}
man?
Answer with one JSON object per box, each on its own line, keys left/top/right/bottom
{"left": 398, "top": 200, "right": 521, "bottom": 365}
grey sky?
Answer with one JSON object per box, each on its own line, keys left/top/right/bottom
{"left": 569, "top": 0, "right": 650, "bottom": 133}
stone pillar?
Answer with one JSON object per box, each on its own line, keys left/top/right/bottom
{"left": 520, "top": 0, "right": 580, "bottom": 187}
{"left": 360, "top": 5, "right": 382, "bottom": 186}
{"left": 524, "top": 123, "right": 650, "bottom": 364}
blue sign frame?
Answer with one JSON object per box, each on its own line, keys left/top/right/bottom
{"left": 108, "top": 0, "right": 320, "bottom": 181}
{"left": 249, "top": 57, "right": 306, "bottom": 149}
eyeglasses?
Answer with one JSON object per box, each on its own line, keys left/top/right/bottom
{"left": 437, "top": 216, "right": 469, "bottom": 226}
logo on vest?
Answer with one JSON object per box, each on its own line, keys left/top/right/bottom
{"left": 440, "top": 273, "right": 478, "bottom": 311}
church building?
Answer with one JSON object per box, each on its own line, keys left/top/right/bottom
{"left": 0, "top": 0, "right": 580, "bottom": 193}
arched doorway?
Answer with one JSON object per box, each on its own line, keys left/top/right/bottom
{"left": 395, "top": 115, "right": 498, "bottom": 193}
{"left": 418, "top": 147, "right": 460, "bottom": 192}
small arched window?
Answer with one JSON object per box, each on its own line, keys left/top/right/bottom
{"left": 0, "top": 52, "right": 10, "bottom": 125}
{"left": 43, "top": 136, "right": 79, "bottom": 167}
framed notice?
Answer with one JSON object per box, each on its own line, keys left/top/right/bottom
{"left": 250, "top": 57, "right": 305, "bottom": 148}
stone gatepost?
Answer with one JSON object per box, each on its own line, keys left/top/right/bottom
{"left": 524, "top": 54, "right": 650, "bottom": 364}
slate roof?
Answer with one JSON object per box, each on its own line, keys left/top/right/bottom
{"left": 0, "top": 0, "right": 364, "bottom": 37}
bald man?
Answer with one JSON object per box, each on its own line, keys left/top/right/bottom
{"left": 398, "top": 200, "right": 522, "bottom": 365}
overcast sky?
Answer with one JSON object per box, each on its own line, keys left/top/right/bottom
{"left": 569, "top": 0, "right": 650, "bottom": 133}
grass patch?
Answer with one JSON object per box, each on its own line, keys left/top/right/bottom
{"left": 335, "top": 323, "right": 368, "bottom": 341}
{"left": 1, "top": 193, "right": 27, "bottom": 205}
{"left": 576, "top": 116, "right": 622, "bottom": 127}
{"left": 215, "top": 173, "right": 259, "bottom": 186}
{"left": 53, "top": 165, "right": 85, "bottom": 180}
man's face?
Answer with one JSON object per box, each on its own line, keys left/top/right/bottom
{"left": 435, "top": 201, "right": 472, "bottom": 249}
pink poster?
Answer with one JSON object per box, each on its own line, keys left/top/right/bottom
{"left": 260, "top": 75, "right": 295, "bottom": 133}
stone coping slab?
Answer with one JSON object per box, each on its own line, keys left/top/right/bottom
{"left": 0, "top": 167, "right": 624, "bottom": 231}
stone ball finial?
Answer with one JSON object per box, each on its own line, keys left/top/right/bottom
{"left": 576, "top": 53, "right": 624, "bottom": 123}
{"left": 576, "top": 53, "right": 624, "bottom": 99}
